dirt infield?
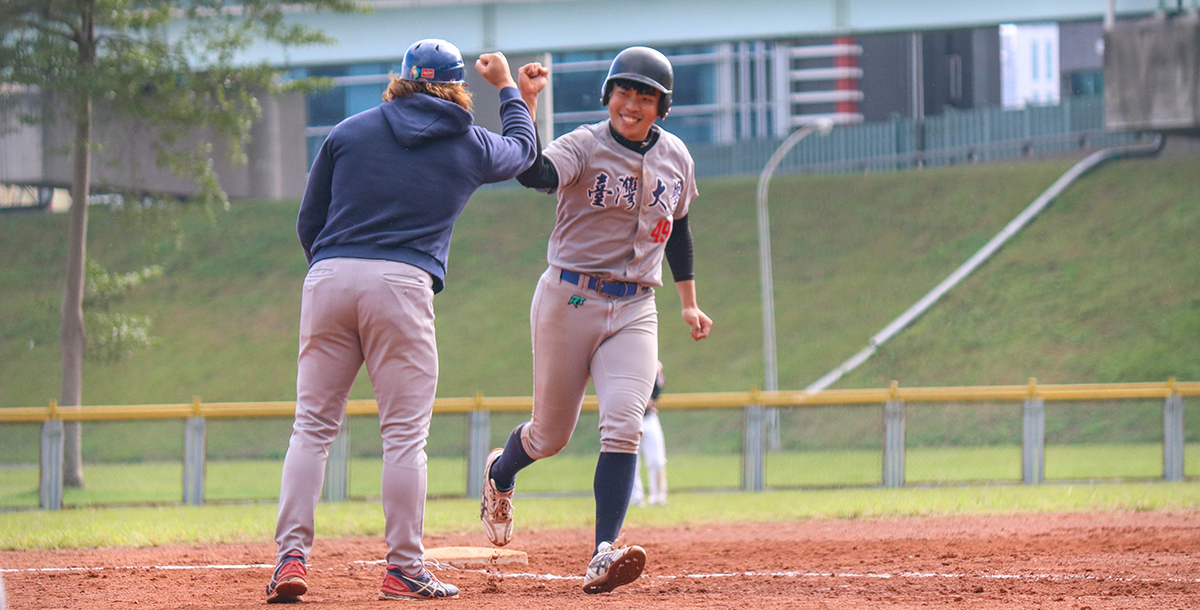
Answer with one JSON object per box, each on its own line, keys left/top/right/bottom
{"left": 3, "top": 511, "right": 1199, "bottom": 609}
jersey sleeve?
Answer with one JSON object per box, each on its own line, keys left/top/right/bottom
{"left": 542, "top": 127, "right": 592, "bottom": 190}
{"left": 673, "top": 149, "right": 699, "bottom": 220}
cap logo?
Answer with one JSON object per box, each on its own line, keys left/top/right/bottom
{"left": 409, "top": 66, "right": 420, "bottom": 79}
{"left": 421, "top": 68, "right": 435, "bottom": 79}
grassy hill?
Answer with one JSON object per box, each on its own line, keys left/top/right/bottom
{"left": 1, "top": 155, "right": 1197, "bottom": 412}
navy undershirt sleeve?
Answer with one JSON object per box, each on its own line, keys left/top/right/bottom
{"left": 516, "top": 130, "right": 559, "bottom": 190}
{"left": 664, "top": 214, "right": 694, "bottom": 282}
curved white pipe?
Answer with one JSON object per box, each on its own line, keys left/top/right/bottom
{"left": 805, "top": 135, "right": 1165, "bottom": 393}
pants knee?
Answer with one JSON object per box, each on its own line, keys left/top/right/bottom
{"left": 599, "top": 436, "right": 640, "bottom": 454}
{"left": 523, "top": 428, "right": 570, "bottom": 460}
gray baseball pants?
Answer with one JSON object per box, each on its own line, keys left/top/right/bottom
{"left": 275, "top": 257, "right": 437, "bottom": 573}
{"left": 519, "top": 266, "right": 658, "bottom": 459}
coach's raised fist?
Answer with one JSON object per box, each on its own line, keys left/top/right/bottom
{"left": 476, "top": 52, "right": 516, "bottom": 90}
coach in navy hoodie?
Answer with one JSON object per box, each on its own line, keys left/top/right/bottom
{"left": 297, "top": 58, "right": 535, "bottom": 292}
{"left": 270, "top": 41, "right": 536, "bottom": 604}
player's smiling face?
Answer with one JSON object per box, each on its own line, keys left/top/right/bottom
{"left": 608, "top": 84, "right": 660, "bottom": 142}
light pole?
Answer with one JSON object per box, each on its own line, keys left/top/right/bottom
{"left": 753, "top": 118, "right": 833, "bottom": 459}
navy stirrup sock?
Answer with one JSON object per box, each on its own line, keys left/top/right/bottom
{"left": 489, "top": 424, "right": 534, "bottom": 492}
{"left": 593, "top": 451, "right": 638, "bottom": 551}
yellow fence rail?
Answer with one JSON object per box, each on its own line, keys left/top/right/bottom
{"left": 5, "top": 378, "right": 1195, "bottom": 510}
{"left": 3, "top": 378, "right": 1198, "bottom": 423}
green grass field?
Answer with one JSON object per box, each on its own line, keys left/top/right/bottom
{"left": 4, "top": 444, "right": 1199, "bottom": 510}
{"left": 4, "top": 480, "right": 1200, "bottom": 551}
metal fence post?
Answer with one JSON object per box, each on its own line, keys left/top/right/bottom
{"left": 183, "top": 412, "right": 207, "bottom": 506}
{"left": 882, "top": 393, "right": 906, "bottom": 488}
{"left": 743, "top": 401, "right": 765, "bottom": 491}
{"left": 1163, "top": 384, "right": 1185, "bottom": 481}
{"left": 1022, "top": 384, "right": 1045, "bottom": 484}
{"left": 39, "top": 406, "right": 64, "bottom": 510}
{"left": 322, "top": 424, "right": 349, "bottom": 502}
{"left": 467, "top": 393, "right": 490, "bottom": 497}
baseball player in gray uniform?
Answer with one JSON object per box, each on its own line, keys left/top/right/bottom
{"left": 631, "top": 360, "right": 668, "bottom": 507}
{"left": 481, "top": 46, "right": 712, "bottom": 594}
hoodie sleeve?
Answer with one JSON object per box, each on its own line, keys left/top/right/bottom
{"left": 476, "top": 87, "right": 538, "bottom": 184}
{"left": 297, "top": 134, "right": 335, "bottom": 264}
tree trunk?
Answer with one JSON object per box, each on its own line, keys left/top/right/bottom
{"left": 60, "top": 2, "right": 96, "bottom": 489}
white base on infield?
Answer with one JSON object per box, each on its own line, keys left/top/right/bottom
{"left": 425, "top": 546, "right": 528, "bottom": 567}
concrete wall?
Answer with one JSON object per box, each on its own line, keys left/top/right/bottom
{"left": 4, "top": 90, "right": 309, "bottom": 201}
{"left": 247, "top": 92, "right": 310, "bottom": 199}
{"left": 1105, "top": 15, "right": 1200, "bottom": 132}
{"left": 0, "top": 89, "right": 45, "bottom": 185}
{"left": 3, "top": 64, "right": 550, "bottom": 203}
{"left": 1060, "top": 20, "right": 1105, "bottom": 72}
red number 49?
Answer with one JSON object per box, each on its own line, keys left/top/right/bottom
{"left": 650, "top": 219, "right": 672, "bottom": 243}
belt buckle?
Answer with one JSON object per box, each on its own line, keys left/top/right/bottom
{"left": 594, "top": 278, "right": 609, "bottom": 294}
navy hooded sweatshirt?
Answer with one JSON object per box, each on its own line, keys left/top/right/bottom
{"left": 297, "top": 86, "right": 537, "bottom": 293}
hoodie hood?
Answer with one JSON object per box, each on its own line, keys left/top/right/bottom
{"left": 380, "top": 93, "right": 473, "bottom": 148}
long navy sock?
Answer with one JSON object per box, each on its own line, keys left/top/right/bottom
{"left": 593, "top": 451, "right": 638, "bottom": 552}
{"left": 488, "top": 423, "right": 535, "bottom": 492}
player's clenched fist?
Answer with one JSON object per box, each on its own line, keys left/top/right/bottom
{"left": 682, "top": 307, "right": 712, "bottom": 341}
{"left": 518, "top": 62, "right": 549, "bottom": 96}
{"left": 516, "top": 62, "right": 549, "bottom": 121}
{"left": 476, "top": 52, "right": 516, "bottom": 90}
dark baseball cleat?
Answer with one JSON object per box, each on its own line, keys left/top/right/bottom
{"left": 583, "top": 541, "right": 646, "bottom": 594}
{"left": 266, "top": 551, "right": 307, "bottom": 603}
{"left": 379, "top": 565, "right": 459, "bottom": 600}
{"left": 480, "top": 448, "right": 514, "bottom": 546}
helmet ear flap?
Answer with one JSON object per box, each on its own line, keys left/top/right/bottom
{"left": 602, "top": 81, "right": 613, "bottom": 107}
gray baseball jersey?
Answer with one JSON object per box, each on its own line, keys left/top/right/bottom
{"left": 543, "top": 120, "right": 698, "bottom": 287}
{"left": 518, "top": 120, "right": 697, "bottom": 462}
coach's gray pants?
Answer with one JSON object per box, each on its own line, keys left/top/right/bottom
{"left": 520, "top": 266, "right": 658, "bottom": 459}
{"left": 275, "top": 258, "right": 437, "bottom": 573}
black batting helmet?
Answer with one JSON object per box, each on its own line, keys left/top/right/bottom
{"left": 601, "top": 46, "right": 673, "bottom": 118}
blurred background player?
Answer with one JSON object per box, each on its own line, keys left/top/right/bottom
{"left": 631, "top": 360, "right": 668, "bottom": 507}
{"left": 480, "top": 46, "right": 713, "bottom": 595}
{"left": 267, "top": 39, "right": 536, "bottom": 603}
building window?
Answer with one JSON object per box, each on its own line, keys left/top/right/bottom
{"left": 948, "top": 54, "right": 963, "bottom": 101}
{"left": 1068, "top": 70, "right": 1104, "bottom": 96}
{"left": 301, "top": 63, "right": 395, "bottom": 165}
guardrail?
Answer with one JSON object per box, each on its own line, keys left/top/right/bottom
{"left": 689, "top": 95, "right": 1132, "bottom": 178}
{"left": 6, "top": 378, "right": 1197, "bottom": 510}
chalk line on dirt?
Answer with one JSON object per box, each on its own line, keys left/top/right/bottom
{"left": 6, "top": 563, "right": 1197, "bottom": 585}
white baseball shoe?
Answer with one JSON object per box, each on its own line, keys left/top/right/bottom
{"left": 582, "top": 541, "right": 646, "bottom": 594}
{"left": 480, "top": 448, "right": 514, "bottom": 546}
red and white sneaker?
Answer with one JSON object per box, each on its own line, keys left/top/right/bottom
{"left": 266, "top": 551, "right": 307, "bottom": 603}
{"left": 379, "top": 565, "right": 459, "bottom": 600}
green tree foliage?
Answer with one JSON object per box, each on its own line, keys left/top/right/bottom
{"left": 0, "top": 0, "right": 353, "bottom": 207}
{"left": 0, "top": 0, "right": 355, "bottom": 491}
{"left": 83, "top": 257, "right": 163, "bottom": 363}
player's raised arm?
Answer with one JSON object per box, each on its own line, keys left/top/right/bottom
{"left": 517, "top": 62, "right": 549, "bottom": 122}
{"left": 514, "top": 61, "right": 558, "bottom": 192}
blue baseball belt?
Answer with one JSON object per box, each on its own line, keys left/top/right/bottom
{"left": 559, "top": 269, "right": 646, "bottom": 297}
